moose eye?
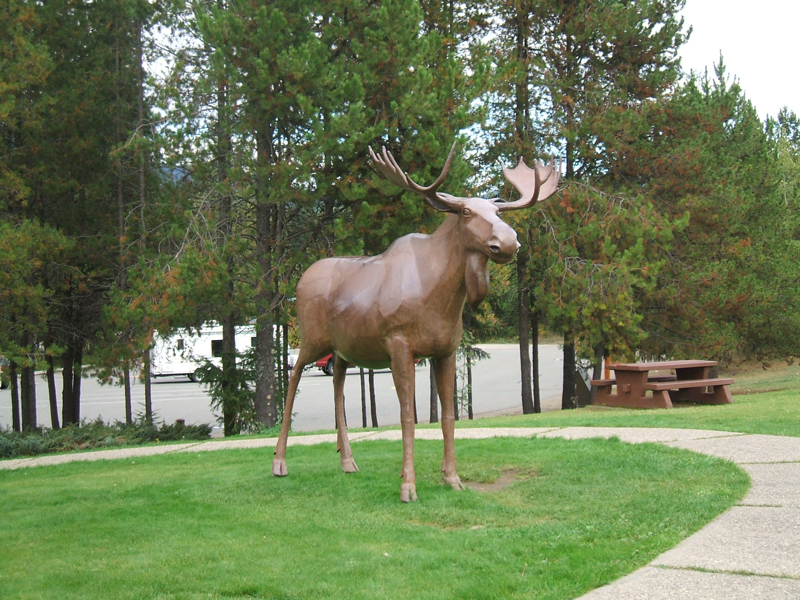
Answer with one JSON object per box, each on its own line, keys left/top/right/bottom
{"left": 462, "top": 208, "right": 471, "bottom": 217}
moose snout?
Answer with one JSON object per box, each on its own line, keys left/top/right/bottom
{"left": 487, "top": 232, "right": 520, "bottom": 263}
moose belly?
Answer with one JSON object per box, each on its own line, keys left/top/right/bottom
{"left": 330, "top": 321, "right": 459, "bottom": 369}
{"left": 340, "top": 355, "right": 393, "bottom": 371}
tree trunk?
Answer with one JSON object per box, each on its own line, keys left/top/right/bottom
{"left": 254, "top": 122, "right": 278, "bottom": 430}
{"left": 467, "top": 358, "right": 473, "bottom": 420}
{"left": 215, "top": 0, "right": 239, "bottom": 434}
{"left": 60, "top": 344, "right": 82, "bottom": 426}
{"left": 429, "top": 362, "right": 438, "bottom": 423}
{"left": 360, "top": 368, "right": 367, "bottom": 428}
{"left": 115, "top": 22, "right": 129, "bottom": 427}
{"left": 143, "top": 348, "right": 152, "bottom": 423}
{"left": 513, "top": 2, "right": 531, "bottom": 146}
{"left": 10, "top": 360, "right": 21, "bottom": 432}
{"left": 45, "top": 354, "right": 60, "bottom": 429}
{"left": 369, "top": 369, "right": 378, "bottom": 427}
{"left": 562, "top": 333, "right": 577, "bottom": 410}
{"left": 531, "top": 306, "right": 541, "bottom": 413}
{"left": 60, "top": 342, "right": 84, "bottom": 425}
{"left": 20, "top": 362, "right": 36, "bottom": 430}
{"left": 124, "top": 365, "right": 132, "bottom": 424}
{"left": 253, "top": 191, "right": 277, "bottom": 430}
{"left": 71, "top": 344, "right": 83, "bottom": 423}
{"left": 463, "top": 307, "right": 474, "bottom": 420}
{"left": 453, "top": 370, "right": 459, "bottom": 421}
{"left": 20, "top": 333, "right": 37, "bottom": 430}
{"left": 275, "top": 316, "right": 283, "bottom": 410}
{"left": 517, "top": 251, "right": 534, "bottom": 413}
{"left": 61, "top": 347, "right": 74, "bottom": 426}
{"left": 221, "top": 312, "right": 237, "bottom": 434}
{"left": 255, "top": 315, "right": 277, "bottom": 430}
{"left": 136, "top": 20, "right": 147, "bottom": 240}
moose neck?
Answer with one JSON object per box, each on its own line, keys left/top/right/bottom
{"left": 430, "top": 214, "right": 491, "bottom": 311}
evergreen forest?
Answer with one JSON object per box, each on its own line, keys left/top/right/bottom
{"left": 2, "top": 0, "right": 799, "bottom": 434}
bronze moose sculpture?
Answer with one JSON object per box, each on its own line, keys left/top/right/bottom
{"left": 272, "top": 143, "right": 559, "bottom": 502}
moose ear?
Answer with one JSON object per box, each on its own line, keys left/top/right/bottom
{"left": 496, "top": 158, "right": 560, "bottom": 212}
{"left": 425, "top": 192, "right": 462, "bottom": 213}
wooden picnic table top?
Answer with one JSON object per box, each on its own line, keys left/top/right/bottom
{"left": 606, "top": 360, "right": 718, "bottom": 372}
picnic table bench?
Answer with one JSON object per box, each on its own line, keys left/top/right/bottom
{"left": 590, "top": 360, "right": 733, "bottom": 409}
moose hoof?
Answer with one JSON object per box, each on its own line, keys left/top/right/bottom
{"left": 272, "top": 458, "right": 288, "bottom": 477}
{"left": 400, "top": 483, "right": 418, "bottom": 503}
{"left": 341, "top": 457, "right": 359, "bottom": 473}
{"left": 443, "top": 474, "right": 465, "bottom": 491}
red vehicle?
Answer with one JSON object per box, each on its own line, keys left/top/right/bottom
{"left": 314, "top": 354, "right": 353, "bottom": 376}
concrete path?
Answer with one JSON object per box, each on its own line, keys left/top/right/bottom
{"left": 2, "top": 426, "right": 799, "bottom": 599}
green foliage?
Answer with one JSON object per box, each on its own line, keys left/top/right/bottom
{"left": 475, "top": 0, "right": 689, "bottom": 367}
{"left": 0, "top": 220, "right": 73, "bottom": 363}
{"left": 470, "top": 261, "right": 519, "bottom": 340}
{"left": 0, "top": 416, "right": 211, "bottom": 459}
{"left": 195, "top": 348, "right": 262, "bottom": 435}
{"left": 2, "top": 0, "right": 798, "bottom": 432}
{"left": 0, "top": 437, "right": 747, "bottom": 599}
{"left": 156, "top": 0, "right": 485, "bottom": 429}
{"left": 532, "top": 183, "right": 680, "bottom": 360}
{"left": 638, "top": 63, "right": 800, "bottom": 360}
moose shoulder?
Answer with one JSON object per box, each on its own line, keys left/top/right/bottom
{"left": 272, "top": 143, "right": 559, "bottom": 502}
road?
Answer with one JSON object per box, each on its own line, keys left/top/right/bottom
{"left": 0, "top": 344, "right": 564, "bottom": 436}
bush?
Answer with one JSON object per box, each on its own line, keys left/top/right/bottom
{"left": 0, "top": 417, "right": 212, "bottom": 459}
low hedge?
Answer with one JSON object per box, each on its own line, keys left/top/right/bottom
{"left": 0, "top": 417, "right": 212, "bottom": 459}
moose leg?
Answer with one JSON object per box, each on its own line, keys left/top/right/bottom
{"left": 272, "top": 360, "right": 305, "bottom": 477}
{"left": 333, "top": 355, "right": 358, "bottom": 473}
{"left": 434, "top": 353, "right": 463, "bottom": 490}
{"left": 387, "top": 338, "right": 417, "bottom": 502}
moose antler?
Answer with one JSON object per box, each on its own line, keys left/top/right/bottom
{"left": 496, "top": 158, "right": 560, "bottom": 211}
{"left": 369, "top": 142, "right": 462, "bottom": 213}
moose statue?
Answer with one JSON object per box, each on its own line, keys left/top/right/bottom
{"left": 272, "top": 143, "right": 559, "bottom": 502}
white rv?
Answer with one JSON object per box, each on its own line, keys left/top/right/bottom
{"left": 151, "top": 324, "right": 297, "bottom": 381}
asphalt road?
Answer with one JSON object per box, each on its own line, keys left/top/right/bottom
{"left": 0, "top": 344, "right": 564, "bottom": 435}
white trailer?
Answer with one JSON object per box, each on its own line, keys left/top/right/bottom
{"left": 150, "top": 324, "right": 296, "bottom": 381}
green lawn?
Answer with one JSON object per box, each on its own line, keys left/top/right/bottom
{"left": 464, "top": 388, "right": 800, "bottom": 437}
{"left": 5, "top": 361, "right": 795, "bottom": 598}
{"left": 0, "top": 437, "right": 747, "bottom": 600}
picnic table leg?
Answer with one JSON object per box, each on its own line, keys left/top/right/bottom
{"left": 596, "top": 371, "right": 661, "bottom": 408}
{"left": 705, "top": 383, "right": 733, "bottom": 404}
{"left": 593, "top": 383, "right": 614, "bottom": 403}
{"left": 650, "top": 389, "right": 673, "bottom": 409}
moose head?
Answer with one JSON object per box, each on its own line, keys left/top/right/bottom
{"left": 272, "top": 143, "right": 559, "bottom": 502}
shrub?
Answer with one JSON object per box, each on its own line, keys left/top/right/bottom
{"left": 0, "top": 416, "right": 212, "bottom": 459}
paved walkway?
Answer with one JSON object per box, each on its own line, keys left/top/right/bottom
{"left": 3, "top": 426, "right": 799, "bottom": 599}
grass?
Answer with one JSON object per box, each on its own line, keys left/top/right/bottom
{"left": 4, "top": 360, "right": 794, "bottom": 598}
{"left": 0, "top": 437, "right": 748, "bottom": 600}
{"left": 466, "top": 388, "right": 800, "bottom": 437}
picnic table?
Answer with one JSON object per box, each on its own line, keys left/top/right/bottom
{"left": 590, "top": 360, "right": 733, "bottom": 409}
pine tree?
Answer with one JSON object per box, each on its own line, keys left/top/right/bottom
{"left": 639, "top": 64, "right": 800, "bottom": 361}
{"left": 482, "top": 0, "right": 687, "bottom": 409}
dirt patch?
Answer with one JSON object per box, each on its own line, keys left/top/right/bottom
{"left": 464, "top": 469, "right": 523, "bottom": 492}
